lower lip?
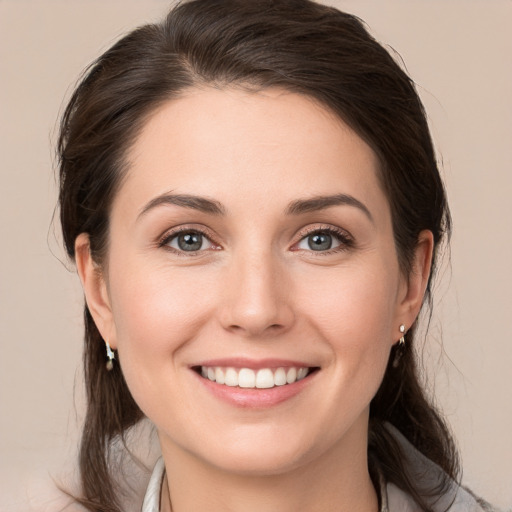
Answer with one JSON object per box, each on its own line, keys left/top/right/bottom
{"left": 194, "top": 370, "right": 316, "bottom": 408}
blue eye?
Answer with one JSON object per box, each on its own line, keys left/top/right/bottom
{"left": 165, "top": 231, "right": 212, "bottom": 252}
{"left": 309, "top": 233, "right": 335, "bottom": 251}
{"left": 298, "top": 232, "right": 341, "bottom": 251}
{"left": 295, "top": 228, "right": 351, "bottom": 253}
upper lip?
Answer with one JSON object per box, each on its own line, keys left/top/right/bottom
{"left": 192, "top": 357, "right": 317, "bottom": 370}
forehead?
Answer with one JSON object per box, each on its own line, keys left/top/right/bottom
{"left": 118, "top": 87, "right": 385, "bottom": 218}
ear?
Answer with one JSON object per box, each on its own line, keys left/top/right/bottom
{"left": 395, "top": 230, "right": 434, "bottom": 331}
{"left": 75, "top": 233, "right": 118, "bottom": 349}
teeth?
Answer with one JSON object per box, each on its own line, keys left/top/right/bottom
{"left": 199, "top": 366, "right": 311, "bottom": 388}
{"left": 274, "top": 368, "right": 287, "bottom": 386}
{"left": 225, "top": 368, "right": 238, "bottom": 387}
{"left": 215, "top": 367, "right": 225, "bottom": 385}
{"left": 297, "top": 367, "right": 308, "bottom": 380}
{"left": 286, "top": 367, "right": 297, "bottom": 384}
{"left": 238, "top": 368, "right": 256, "bottom": 388}
{"left": 255, "top": 369, "right": 274, "bottom": 389}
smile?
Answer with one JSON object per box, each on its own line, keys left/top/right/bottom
{"left": 199, "top": 366, "right": 312, "bottom": 389}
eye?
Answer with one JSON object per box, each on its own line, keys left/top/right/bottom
{"left": 294, "top": 227, "right": 352, "bottom": 253}
{"left": 297, "top": 231, "right": 340, "bottom": 251}
{"left": 163, "top": 230, "right": 215, "bottom": 252}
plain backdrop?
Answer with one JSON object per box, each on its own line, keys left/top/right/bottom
{"left": 1, "top": 1, "right": 511, "bottom": 510}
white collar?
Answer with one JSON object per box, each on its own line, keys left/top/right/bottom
{"left": 141, "top": 457, "right": 165, "bottom": 512}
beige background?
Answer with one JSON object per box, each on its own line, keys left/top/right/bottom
{"left": 1, "top": 1, "right": 511, "bottom": 510}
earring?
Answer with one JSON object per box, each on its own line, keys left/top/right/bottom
{"left": 105, "top": 341, "right": 115, "bottom": 371}
{"left": 392, "top": 325, "right": 406, "bottom": 368}
{"left": 399, "top": 324, "right": 406, "bottom": 346}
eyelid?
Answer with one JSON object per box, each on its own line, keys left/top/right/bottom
{"left": 156, "top": 223, "right": 353, "bottom": 255}
{"left": 291, "top": 224, "right": 354, "bottom": 253}
{"left": 158, "top": 224, "right": 222, "bottom": 253}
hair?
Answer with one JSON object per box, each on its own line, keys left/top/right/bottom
{"left": 58, "top": 1, "right": 457, "bottom": 510}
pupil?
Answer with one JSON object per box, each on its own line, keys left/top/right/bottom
{"left": 178, "top": 233, "right": 202, "bottom": 251}
{"left": 308, "top": 233, "right": 332, "bottom": 251}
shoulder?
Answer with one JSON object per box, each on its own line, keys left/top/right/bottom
{"left": 381, "top": 423, "right": 502, "bottom": 512}
{"left": 462, "top": 487, "right": 507, "bottom": 512}
{"left": 386, "top": 482, "right": 503, "bottom": 512}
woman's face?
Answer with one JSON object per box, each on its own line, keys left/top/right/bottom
{"left": 79, "top": 87, "right": 430, "bottom": 476}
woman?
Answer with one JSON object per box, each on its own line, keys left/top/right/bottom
{"left": 57, "top": 0, "right": 498, "bottom": 511}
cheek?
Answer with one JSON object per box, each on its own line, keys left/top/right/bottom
{"left": 106, "top": 259, "right": 218, "bottom": 420}
{"left": 108, "top": 257, "right": 216, "bottom": 357}
{"left": 297, "top": 263, "right": 398, "bottom": 342}
{"left": 294, "top": 259, "right": 399, "bottom": 397}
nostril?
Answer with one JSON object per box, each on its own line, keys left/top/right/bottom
{"left": 226, "top": 322, "right": 286, "bottom": 336}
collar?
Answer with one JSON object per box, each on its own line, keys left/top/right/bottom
{"left": 141, "top": 457, "right": 165, "bottom": 512}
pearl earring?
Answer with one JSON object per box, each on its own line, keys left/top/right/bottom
{"left": 105, "top": 341, "right": 115, "bottom": 371}
{"left": 399, "top": 324, "right": 406, "bottom": 346}
{"left": 392, "top": 324, "right": 406, "bottom": 368}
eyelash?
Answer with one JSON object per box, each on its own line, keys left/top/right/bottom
{"left": 158, "top": 225, "right": 220, "bottom": 257}
{"left": 158, "top": 224, "right": 354, "bottom": 256}
{"left": 292, "top": 225, "right": 354, "bottom": 255}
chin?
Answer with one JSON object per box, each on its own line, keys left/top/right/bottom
{"left": 185, "top": 420, "right": 339, "bottom": 477}
{"left": 205, "top": 442, "right": 312, "bottom": 477}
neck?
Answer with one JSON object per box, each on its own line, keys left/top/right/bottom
{"left": 159, "top": 426, "right": 379, "bottom": 512}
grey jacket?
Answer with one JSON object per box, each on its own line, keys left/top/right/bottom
{"left": 381, "top": 425, "right": 497, "bottom": 511}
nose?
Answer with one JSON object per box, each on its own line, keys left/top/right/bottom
{"left": 218, "top": 250, "right": 295, "bottom": 338}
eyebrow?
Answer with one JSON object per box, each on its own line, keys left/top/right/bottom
{"left": 138, "top": 193, "right": 225, "bottom": 219}
{"left": 285, "top": 194, "right": 373, "bottom": 222}
{"left": 137, "top": 192, "right": 372, "bottom": 223}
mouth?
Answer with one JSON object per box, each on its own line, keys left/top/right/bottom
{"left": 193, "top": 365, "right": 319, "bottom": 389}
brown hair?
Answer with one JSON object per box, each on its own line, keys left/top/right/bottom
{"left": 58, "top": 1, "right": 457, "bottom": 510}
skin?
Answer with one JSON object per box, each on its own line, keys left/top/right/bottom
{"left": 76, "top": 87, "right": 433, "bottom": 512}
